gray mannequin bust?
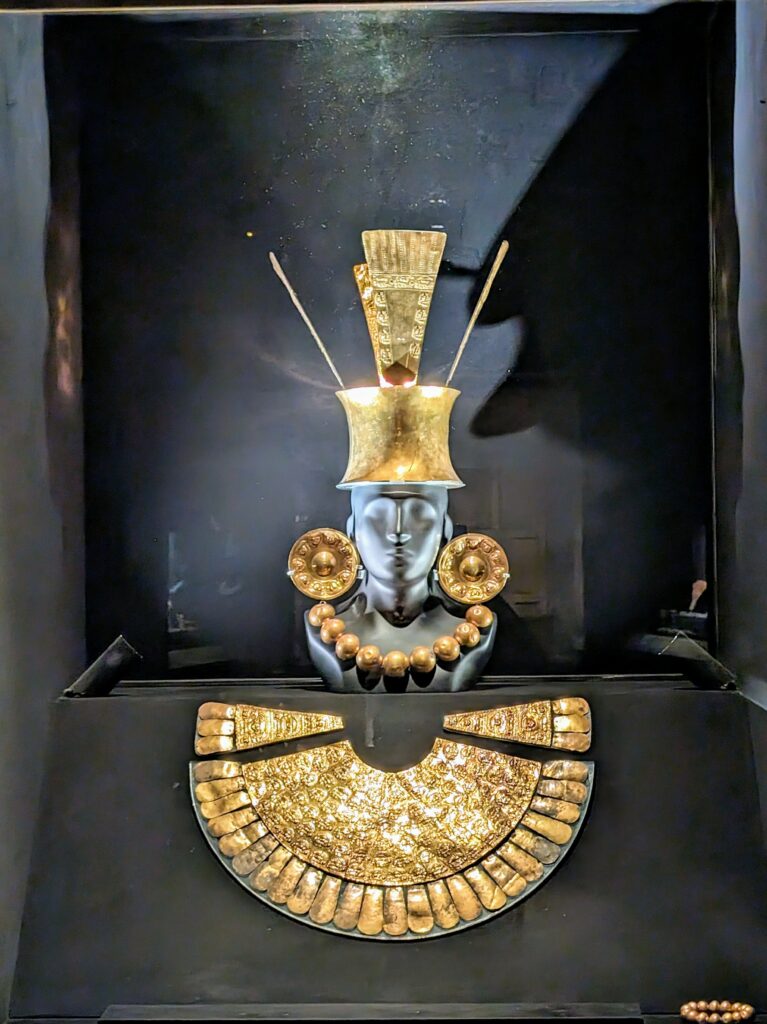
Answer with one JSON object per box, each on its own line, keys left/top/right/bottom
{"left": 305, "top": 484, "right": 496, "bottom": 692}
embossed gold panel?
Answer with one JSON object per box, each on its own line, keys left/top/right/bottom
{"left": 242, "top": 739, "right": 540, "bottom": 886}
{"left": 444, "top": 698, "right": 592, "bottom": 752}
{"left": 360, "top": 229, "right": 446, "bottom": 386}
{"left": 194, "top": 702, "right": 343, "bottom": 755}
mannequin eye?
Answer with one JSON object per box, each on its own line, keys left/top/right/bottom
{"left": 406, "top": 500, "right": 437, "bottom": 525}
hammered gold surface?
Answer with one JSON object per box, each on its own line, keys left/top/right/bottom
{"left": 233, "top": 704, "right": 343, "bottom": 751}
{"left": 287, "top": 528, "right": 359, "bottom": 600}
{"left": 337, "top": 385, "right": 462, "bottom": 488}
{"left": 240, "top": 739, "right": 540, "bottom": 886}
{"left": 437, "top": 533, "right": 510, "bottom": 604}
{"left": 360, "top": 229, "right": 446, "bottom": 386}
{"left": 443, "top": 700, "right": 553, "bottom": 748}
{"left": 353, "top": 263, "right": 382, "bottom": 371}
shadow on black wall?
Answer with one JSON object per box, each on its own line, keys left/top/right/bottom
{"left": 469, "top": 2, "right": 712, "bottom": 665}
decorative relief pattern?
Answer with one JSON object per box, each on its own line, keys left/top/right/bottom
{"left": 287, "top": 528, "right": 359, "bottom": 600}
{"left": 444, "top": 698, "right": 592, "bottom": 753}
{"left": 437, "top": 533, "right": 510, "bottom": 605}
{"left": 194, "top": 702, "right": 343, "bottom": 756}
{"left": 241, "top": 739, "right": 540, "bottom": 886}
{"left": 359, "top": 229, "right": 446, "bottom": 385}
{"left": 444, "top": 701, "right": 553, "bottom": 748}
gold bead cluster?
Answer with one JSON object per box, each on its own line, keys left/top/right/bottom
{"left": 680, "top": 1002, "right": 755, "bottom": 1023}
{"left": 308, "top": 602, "right": 494, "bottom": 676}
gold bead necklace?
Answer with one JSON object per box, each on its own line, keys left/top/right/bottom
{"left": 308, "top": 602, "right": 494, "bottom": 677}
{"left": 680, "top": 1002, "right": 755, "bottom": 1023}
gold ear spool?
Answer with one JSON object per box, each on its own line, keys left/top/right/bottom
{"left": 288, "top": 528, "right": 360, "bottom": 600}
{"left": 437, "top": 533, "right": 510, "bottom": 605}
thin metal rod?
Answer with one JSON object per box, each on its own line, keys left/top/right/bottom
{"left": 445, "top": 239, "right": 510, "bottom": 386}
{"left": 269, "top": 251, "right": 345, "bottom": 388}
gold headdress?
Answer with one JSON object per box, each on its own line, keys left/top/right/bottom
{"left": 270, "top": 228, "right": 509, "bottom": 490}
{"left": 338, "top": 228, "right": 462, "bottom": 489}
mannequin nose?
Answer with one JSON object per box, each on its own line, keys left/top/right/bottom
{"left": 386, "top": 530, "right": 412, "bottom": 545}
{"left": 387, "top": 505, "right": 411, "bottom": 545}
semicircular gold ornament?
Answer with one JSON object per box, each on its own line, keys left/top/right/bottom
{"left": 191, "top": 733, "right": 593, "bottom": 941}
{"left": 437, "top": 533, "right": 510, "bottom": 605}
{"left": 288, "top": 528, "right": 360, "bottom": 600}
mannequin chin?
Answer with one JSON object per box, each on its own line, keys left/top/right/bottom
{"left": 305, "top": 483, "right": 496, "bottom": 692}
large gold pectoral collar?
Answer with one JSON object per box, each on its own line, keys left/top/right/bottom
{"left": 190, "top": 698, "right": 593, "bottom": 940}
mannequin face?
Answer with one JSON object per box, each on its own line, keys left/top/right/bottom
{"left": 350, "top": 484, "right": 449, "bottom": 587}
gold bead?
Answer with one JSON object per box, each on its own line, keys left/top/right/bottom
{"left": 382, "top": 650, "right": 409, "bottom": 677}
{"left": 308, "top": 602, "right": 335, "bottom": 628}
{"left": 710, "top": 1004, "right": 720, "bottom": 1013}
{"left": 433, "top": 635, "right": 461, "bottom": 662}
{"left": 320, "top": 617, "right": 345, "bottom": 644}
{"left": 465, "top": 605, "right": 493, "bottom": 629}
{"left": 697, "top": 1015, "right": 709, "bottom": 1023}
{"left": 700, "top": 1004, "right": 710, "bottom": 1012}
{"left": 721, "top": 1004, "right": 731, "bottom": 1012}
{"left": 722, "top": 1013, "right": 733, "bottom": 1023}
{"left": 710, "top": 1014, "right": 721, "bottom": 1023}
{"left": 410, "top": 646, "right": 437, "bottom": 673}
{"left": 454, "top": 621, "right": 481, "bottom": 648}
{"left": 335, "top": 633, "right": 360, "bottom": 661}
{"left": 356, "top": 645, "right": 382, "bottom": 672}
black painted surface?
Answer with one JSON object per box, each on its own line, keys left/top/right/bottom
{"left": 11, "top": 679, "right": 767, "bottom": 1018}
{"left": 100, "top": 1002, "right": 643, "bottom": 1021}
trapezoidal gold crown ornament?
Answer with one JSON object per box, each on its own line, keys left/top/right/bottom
{"left": 275, "top": 229, "right": 513, "bottom": 693}
{"left": 341, "top": 229, "right": 461, "bottom": 489}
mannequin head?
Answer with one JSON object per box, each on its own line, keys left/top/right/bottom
{"left": 348, "top": 484, "right": 451, "bottom": 589}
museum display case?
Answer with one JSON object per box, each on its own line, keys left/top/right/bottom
{"left": 2, "top": 0, "right": 766, "bottom": 1021}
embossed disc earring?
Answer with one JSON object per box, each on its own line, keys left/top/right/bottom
{"left": 436, "top": 532, "right": 510, "bottom": 605}
{"left": 287, "top": 527, "right": 361, "bottom": 602}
